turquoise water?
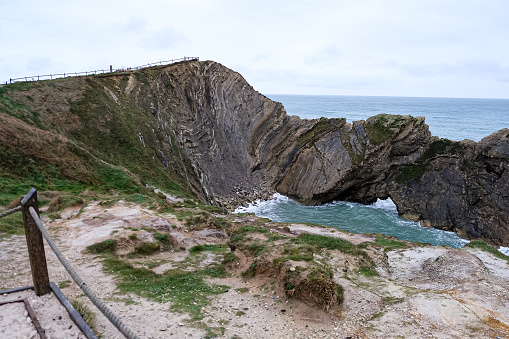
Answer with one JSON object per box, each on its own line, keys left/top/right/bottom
{"left": 237, "top": 95, "right": 509, "bottom": 252}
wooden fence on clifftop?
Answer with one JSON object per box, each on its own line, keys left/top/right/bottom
{"left": 4, "top": 56, "right": 199, "bottom": 85}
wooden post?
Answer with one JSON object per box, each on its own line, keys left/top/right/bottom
{"left": 21, "top": 188, "right": 51, "bottom": 296}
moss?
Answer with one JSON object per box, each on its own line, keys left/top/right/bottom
{"left": 365, "top": 115, "right": 395, "bottom": 145}
{"left": 420, "top": 139, "right": 459, "bottom": 162}
{"left": 364, "top": 114, "right": 408, "bottom": 145}
{"left": 297, "top": 118, "right": 345, "bottom": 146}
{"left": 395, "top": 165, "right": 428, "bottom": 185}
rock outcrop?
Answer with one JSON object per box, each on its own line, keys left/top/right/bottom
{"left": 1, "top": 60, "right": 508, "bottom": 245}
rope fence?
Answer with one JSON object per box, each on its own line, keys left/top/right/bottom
{"left": 0, "top": 205, "right": 21, "bottom": 218}
{"left": 0, "top": 189, "right": 139, "bottom": 339}
{"left": 4, "top": 56, "right": 199, "bottom": 85}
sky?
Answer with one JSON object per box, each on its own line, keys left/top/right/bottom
{"left": 1, "top": 0, "right": 509, "bottom": 99}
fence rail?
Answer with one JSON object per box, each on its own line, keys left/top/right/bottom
{"left": 4, "top": 56, "right": 199, "bottom": 85}
{"left": 0, "top": 189, "right": 139, "bottom": 339}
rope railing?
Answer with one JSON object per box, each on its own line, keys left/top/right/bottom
{"left": 27, "top": 206, "right": 140, "bottom": 339}
{"left": 0, "top": 205, "right": 21, "bottom": 218}
{"left": 5, "top": 56, "right": 199, "bottom": 84}
{"left": 1, "top": 189, "right": 139, "bottom": 339}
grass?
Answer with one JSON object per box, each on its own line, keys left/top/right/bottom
{"left": 47, "top": 195, "right": 84, "bottom": 213}
{"left": 384, "top": 296, "right": 405, "bottom": 304}
{"left": 132, "top": 242, "right": 160, "bottom": 255}
{"left": 58, "top": 280, "right": 72, "bottom": 289}
{"left": 86, "top": 239, "right": 117, "bottom": 254}
{"left": 466, "top": 240, "right": 509, "bottom": 263}
{"left": 102, "top": 256, "right": 229, "bottom": 321}
{"left": 371, "top": 235, "right": 408, "bottom": 251}
{"left": 189, "top": 244, "right": 227, "bottom": 253}
{"left": 70, "top": 299, "right": 96, "bottom": 333}
{"left": 358, "top": 266, "right": 378, "bottom": 277}
{"left": 0, "top": 211, "right": 24, "bottom": 234}
{"left": 292, "top": 233, "right": 366, "bottom": 256}
{"left": 230, "top": 225, "right": 269, "bottom": 243}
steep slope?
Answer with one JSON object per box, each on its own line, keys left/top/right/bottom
{"left": 1, "top": 60, "right": 508, "bottom": 245}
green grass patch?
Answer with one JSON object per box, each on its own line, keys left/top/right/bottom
{"left": 222, "top": 252, "right": 237, "bottom": 264}
{"left": 47, "top": 195, "right": 84, "bottom": 213}
{"left": 102, "top": 257, "right": 228, "bottom": 320}
{"left": 230, "top": 225, "right": 269, "bottom": 243}
{"left": 153, "top": 232, "right": 170, "bottom": 245}
{"left": 124, "top": 193, "right": 147, "bottom": 204}
{"left": 96, "top": 164, "right": 140, "bottom": 193}
{"left": 358, "top": 266, "right": 378, "bottom": 277}
{"left": 86, "top": 239, "right": 117, "bottom": 254}
{"left": 0, "top": 211, "right": 24, "bottom": 234}
{"left": 58, "top": 280, "right": 72, "bottom": 289}
{"left": 420, "top": 138, "right": 464, "bottom": 162}
{"left": 466, "top": 240, "right": 509, "bottom": 263}
{"left": 365, "top": 116, "right": 396, "bottom": 145}
{"left": 292, "top": 233, "right": 366, "bottom": 256}
{"left": 132, "top": 242, "right": 160, "bottom": 255}
{"left": 70, "top": 299, "right": 96, "bottom": 333}
{"left": 189, "top": 244, "right": 226, "bottom": 253}
{"left": 384, "top": 296, "right": 405, "bottom": 304}
{"left": 242, "top": 262, "right": 257, "bottom": 278}
{"left": 369, "top": 311, "right": 385, "bottom": 321}
{"left": 372, "top": 235, "right": 408, "bottom": 251}
{"left": 396, "top": 165, "right": 427, "bottom": 185}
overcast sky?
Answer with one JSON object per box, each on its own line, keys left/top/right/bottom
{"left": 1, "top": 0, "right": 509, "bottom": 99}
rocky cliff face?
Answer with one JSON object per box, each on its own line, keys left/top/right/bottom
{"left": 388, "top": 130, "right": 509, "bottom": 245}
{"left": 1, "top": 60, "right": 508, "bottom": 245}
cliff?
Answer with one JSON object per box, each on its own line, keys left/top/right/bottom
{"left": 0, "top": 60, "right": 508, "bottom": 245}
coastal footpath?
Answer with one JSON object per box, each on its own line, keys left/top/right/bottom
{"left": 0, "top": 60, "right": 508, "bottom": 245}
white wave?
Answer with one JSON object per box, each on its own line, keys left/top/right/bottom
{"left": 233, "top": 193, "right": 288, "bottom": 214}
{"left": 499, "top": 247, "right": 509, "bottom": 256}
{"left": 369, "top": 198, "right": 398, "bottom": 212}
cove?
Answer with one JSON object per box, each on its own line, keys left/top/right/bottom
{"left": 235, "top": 194, "right": 470, "bottom": 248}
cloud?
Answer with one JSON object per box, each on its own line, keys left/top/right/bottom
{"left": 26, "top": 56, "right": 53, "bottom": 72}
{"left": 403, "top": 58, "right": 509, "bottom": 82}
{"left": 141, "top": 27, "right": 189, "bottom": 50}
{"left": 115, "top": 16, "right": 149, "bottom": 34}
{"left": 304, "top": 45, "right": 343, "bottom": 65}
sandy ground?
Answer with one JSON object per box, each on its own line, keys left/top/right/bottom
{"left": 1, "top": 200, "right": 509, "bottom": 338}
{"left": 0, "top": 289, "right": 85, "bottom": 339}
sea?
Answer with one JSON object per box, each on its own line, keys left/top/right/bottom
{"left": 235, "top": 95, "right": 509, "bottom": 255}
